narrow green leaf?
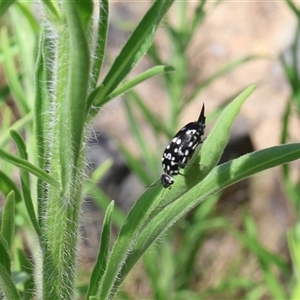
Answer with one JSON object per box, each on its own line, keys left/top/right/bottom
{"left": 99, "top": 65, "right": 175, "bottom": 106}
{"left": 1, "top": 191, "right": 15, "bottom": 251}
{"left": 0, "top": 263, "right": 21, "bottom": 300}
{"left": 62, "top": 0, "right": 90, "bottom": 170}
{"left": 0, "top": 148, "right": 60, "bottom": 188}
{"left": 10, "top": 130, "right": 41, "bottom": 237}
{"left": 34, "top": 31, "right": 54, "bottom": 226}
{"left": 0, "top": 171, "right": 22, "bottom": 203}
{"left": 34, "top": 32, "right": 49, "bottom": 170}
{"left": 93, "top": 0, "right": 175, "bottom": 111}
{"left": 86, "top": 201, "right": 114, "bottom": 299}
{"left": 10, "top": 130, "right": 28, "bottom": 159}
{"left": 91, "top": 0, "right": 108, "bottom": 88}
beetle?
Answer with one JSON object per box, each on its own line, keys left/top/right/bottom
{"left": 160, "top": 104, "right": 206, "bottom": 188}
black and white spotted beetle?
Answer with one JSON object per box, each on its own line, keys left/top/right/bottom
{"left": 160, "top": 104, "right": 206, "bottom": 188}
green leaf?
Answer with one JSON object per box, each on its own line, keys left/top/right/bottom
{"left": 93, "top": 0, "right": 175, "bottom": 111}
{"left": 99, "top": 65, "right": 175, "bottom": 106}
{"left": 0, "top": 263, "right": 21, "bottom": 300}
{"left": 1, "top": 191, "right": 15, "bottom": 251}
{"left": 0, "top": 147, "right": 60, "bottom": 188}
{"left": 10, "top": 130, "right": 41, "bottom": 237}
{"left": 86, "top": 201, "right": 114, "bottom": 299}
{"left": 34, "top": 32, "right": 49, "bottom": 170}
{"left": 60, "top": 0, "right": 90, "bottom": 186}
{"left": 34, "top": 31, "right": 55, "bottom": 224}
{"left": 90, "top": 0, "right": 108, "bottom": 89}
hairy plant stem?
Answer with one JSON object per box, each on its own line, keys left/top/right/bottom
{"left": 39, "top": 26, "right": 84, "bottom": 299}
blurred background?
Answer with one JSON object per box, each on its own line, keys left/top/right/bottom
{"left": 1, "top": 1, "right": 300, "bottom": 299}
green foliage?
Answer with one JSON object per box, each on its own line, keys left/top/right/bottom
{"left": 0, "top": 1, "right": 299, "bottom": 299}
